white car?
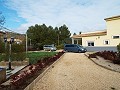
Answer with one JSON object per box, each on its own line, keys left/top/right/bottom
{"left": 43, "top": 45, "right": 56, "bottom": 51}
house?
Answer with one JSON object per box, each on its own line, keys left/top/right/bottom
{"left": 71, "top": 15, "right": 120, "bottom": 52}
{"left": 0, "top": 30, "right": 25, "bottom": 44}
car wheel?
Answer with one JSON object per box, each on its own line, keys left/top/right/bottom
{"left": 65, "top": 49, "right": 68, "bottom": 52}
{"left": 78, "top": 50, "right": 81, "bottom": 53}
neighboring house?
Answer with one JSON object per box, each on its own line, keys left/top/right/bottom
{"left": 0, "top": 31, "right": 5, "bottom": 41}
{"left": 0, "top": 30, "right": 25, "bottom": 44}
{"left": 71, "top": 15, "right": 120, "bottom": 52}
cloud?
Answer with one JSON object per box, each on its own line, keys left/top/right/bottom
{"left": 5, "top": 0, "right": 120, "bottom": 34}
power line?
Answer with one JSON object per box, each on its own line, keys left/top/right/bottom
{"left": 0, "top": 26, "right": 21, "bottom": 34}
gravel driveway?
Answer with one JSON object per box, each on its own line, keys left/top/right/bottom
{"left": 33, "top": 53, "right": 120, "bottom": 90}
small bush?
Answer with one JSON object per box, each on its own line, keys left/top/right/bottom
{"left": 0, "top": 43, "right": 26, "bottom": 61}
{"left": 89, "top": 50, "right": 120, "bottom": 64}
{"left": 56, "top": 44, "right": 64, "bottom": 49}
{"left": 113, "top": 60, "right": 120, "bottom": 64}
{"left": 88, "top": 53, "right": 97, "bottom": 58}
{"left": 117, "top": 43, "right": 120, "bottom": 59}
{"left": 12, "top": 43, "right": 25, "bottom": 53}
{"left": 0, "top": 42, "right": 5, "bottom": 53}
{"left": 117, "top": 43, "right": 120, "bottom": 52}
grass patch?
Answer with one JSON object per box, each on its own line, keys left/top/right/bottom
{"left": 0, "top": 52, "right": 58, "bottom": 64}
{"left": 27, "top": 52, "right": 58, "bottom": 64}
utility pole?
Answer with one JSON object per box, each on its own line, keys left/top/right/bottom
{"left": 58, "top": 34, "right": 59, "bottom": 46}
{"left": 26, "top": 32, "right": 27, "bottom": 58}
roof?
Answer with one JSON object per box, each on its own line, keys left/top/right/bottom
{"left": 0, "top": 31, "right": 6, "bottom": 34}
{"left": 72, "top": 30, "right": 107, "bottom": 38}
{"left": 104, "top": 15, "right": 120, "bottom": 21}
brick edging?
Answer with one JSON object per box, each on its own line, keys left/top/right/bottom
{"left": 24, "top": 53, "right": 65, "bottom": 90}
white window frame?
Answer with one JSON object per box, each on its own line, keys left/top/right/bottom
{"left": 87, "top": 41, "right": 94, "bottom": 46}
{"left": 103, "top": 40, "right": 110, "bottom": 45}
{"left": 112, "top": 35, "right": 120, "bottom": 39}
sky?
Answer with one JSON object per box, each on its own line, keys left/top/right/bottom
{"left": 0, "top": 0, "right": 120, "bottom": 34}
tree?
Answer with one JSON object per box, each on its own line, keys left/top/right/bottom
{"left": 27, "top": 24, "right": 56, "bottom": 50}
{"left": 27, "top": 24, "right": 71, "bottom": 50}
{"left": 0, "top": 12, "right": 5, "bottom": 29}
{"left": 58, "top": 24, "right": 71, "bottom": 45}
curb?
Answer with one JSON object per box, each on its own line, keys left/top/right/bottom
{"left": 84, "top": 53, "right": 120, "bottom": 73}
{"left": 24, "top": 53, "right": 65, "bottom": 90}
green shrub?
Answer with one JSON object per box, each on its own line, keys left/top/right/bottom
{"left": 117, "top": 43, "right": 120, "bottom": 59}
{"left": 12, "top": 43, "right": 25, "bottom": 53}
{"left": 57, "top": 44, "right": 64, "bottom": 49}
{"left": 0, "top": 43, "right": 26, "bottom": 61}
{"left": 0, "top": 42, "right": 5, "bottom": 53}
{"left": 117, "top": 43, "right": 120, "bottom": 52}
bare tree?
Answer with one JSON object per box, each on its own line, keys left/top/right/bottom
{"left": 0, "top": 11, "right": 5, "bottom": 29}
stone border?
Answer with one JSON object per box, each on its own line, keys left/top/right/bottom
{"left": 84, "top": 53, "right": 120, "bottom": 73}
{"left": 24, "top": 53, "right": 65, "bottom": 90}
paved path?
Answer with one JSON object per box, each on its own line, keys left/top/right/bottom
{"left": 33, "top": 53, "right": 120, "bottom": 90}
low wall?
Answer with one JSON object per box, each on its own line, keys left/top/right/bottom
{"left": 85, "top": 46, "right": 117, "bottom": 52}
{"left": 0, "top": 68, "right": 6, "bottom": 84}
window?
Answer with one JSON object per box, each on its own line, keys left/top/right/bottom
{"left": 112, "top": 35, "right": 120, "bottom": 39}
{"left": 104, "top": 40, "right": 109, "bottom": 45}
{"left": 87, "top": 41, "right": 94, "bottom": 46}
{"left": 65, "top": 45, "right": 74, "bottom": 47}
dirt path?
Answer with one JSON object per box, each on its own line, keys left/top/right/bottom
{"left": 33, "top": 53, "right": 120, "bottom": 90}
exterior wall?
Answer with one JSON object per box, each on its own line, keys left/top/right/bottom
{"left": 82, "top": 17, "right": 120, "bottom": 47}
{"left": 105, "top": 19, "right": 120, "bottom": 46}
{"left": 72, "top": 16, "right": 120, "bottom": 51}
{"left": 106, "top": 19, "right": 120, "bottom": 36}
{"left": 82, "top": 35, "right": 110, "bottom": 46}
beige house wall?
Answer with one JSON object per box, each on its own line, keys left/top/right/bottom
{"left": 82, "top": 35, "right": 110, "bottom": 46}
{"left": 82, "top": 16, "right": 120, "bottom": 47}
{"left": 105, "top": 19, "right": 120, "bottom": 46}
{"left": 72, "top": 15, "right": 120, "bottom": 49}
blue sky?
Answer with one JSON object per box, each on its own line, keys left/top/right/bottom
{"left": 0, "top": 0, "right": 120, "bottom": 34}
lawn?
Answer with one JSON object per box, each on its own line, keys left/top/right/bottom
{"left": 27, "top": 51, "right": 58, "bottom": 64}
{"left": 0, "top": 52, "right": 58, "bottom": 64}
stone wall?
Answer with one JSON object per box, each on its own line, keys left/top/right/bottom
{"left": 0, "top": 68, "right": 6, "bottom": 84}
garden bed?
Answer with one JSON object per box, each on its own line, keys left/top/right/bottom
{"left": 88, "top": 51, "right": 120, "bottom": 64}
{"left": 0, "top": 51, "right": 64, "bottom": 90}
{"left": 85, "top": 51, "right": 120, "bottom": 73}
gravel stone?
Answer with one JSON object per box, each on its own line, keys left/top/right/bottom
{"left": 33, "top": 53, "right": 120, "bottom": 90}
